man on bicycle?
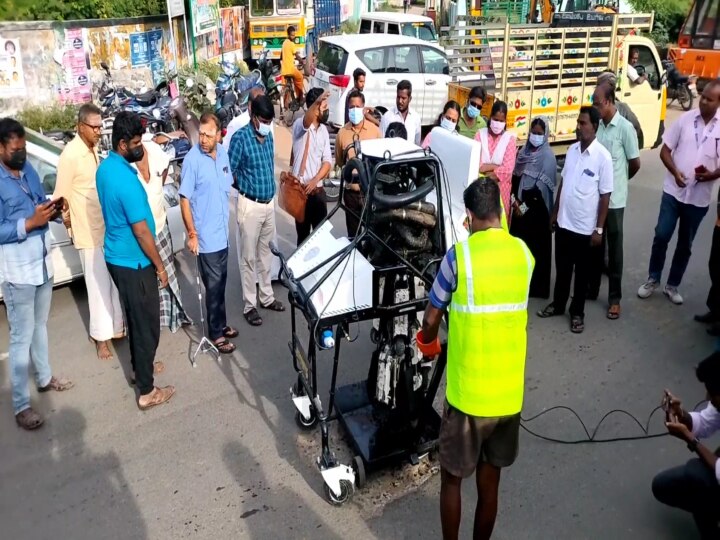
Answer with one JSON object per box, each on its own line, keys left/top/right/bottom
{"left": 281, "top": 26, "right": 304, "bottom": 105}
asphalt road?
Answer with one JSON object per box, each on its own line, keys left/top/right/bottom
{"left": 1, "top": 106, "right": 716, "bottom": 539}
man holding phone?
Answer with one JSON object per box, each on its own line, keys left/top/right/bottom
{"left": 0, "top": 118, "right": 74, "bottom": 430}
{"left": 638, "top": 81, "right": 720, "bottom": 305}
{"left": 652, "top": 351, "right": 720, "bottom": 539}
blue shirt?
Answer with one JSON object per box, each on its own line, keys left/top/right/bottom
{"left": 0, "top": 161, "right": 53, "bottom": 285}
{"left": 429, "top": 246, "right": 457, "bottom": 311}
{"left": 178, "top": 144, "right": 232, "bottom": 254}
{"left": 96, "top": 151, "right": 156, "bottom": 269}
{"left": 228, "top": 123, "right": 275, "bottom": 202}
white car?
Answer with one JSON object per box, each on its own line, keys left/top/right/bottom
{"left": 0, "top": 129, "right": 186, "bottom": 300}
{"left": 312, "top": 34, "right": 452, "bottom": 130}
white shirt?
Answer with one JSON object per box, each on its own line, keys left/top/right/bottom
{"left": 558, "top": 139, "right": 614, "bottom": 235}
{"left": 291, "top": 118, "right": 332, "bottom": 185}
{"left": 134, "top": 141, "right": 170, "bottom": 230}
{"left": 222, "top": 111, "right": 275, "bottom": 150}
{"left": 662, "top": 108, "right": 720, "bottom": 208}
{"left": 380, "top": 107, "right": 422, "bottom": 146}
{"left": 690, "top": 402, "right": 720, "bottom": 483}
{"left": 626, "top": 63, "right": 640, "bottom": 83}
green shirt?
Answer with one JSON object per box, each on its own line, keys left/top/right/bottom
{"left": 597, "top": 110, "right": 640, "bottom": 209}
{"left": 457, "top": 109, "right": 487, "bottom": 139}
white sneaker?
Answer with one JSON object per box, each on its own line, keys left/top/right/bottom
{"left": 637, "top": 279, "right": 659, "bottom": 299}
{"left": 663, "top": 285, "right": 684, "bottom": 305}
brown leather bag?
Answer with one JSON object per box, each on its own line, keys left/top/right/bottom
{"left": 279, "top": 130, "right": 312, "bottom": 223}
{"left": 279, "top": 171, "right": 307, "bottom": 223}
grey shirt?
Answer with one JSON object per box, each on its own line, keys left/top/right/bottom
{"left": 291, "top": 118, "right": 332, "bottom": 185}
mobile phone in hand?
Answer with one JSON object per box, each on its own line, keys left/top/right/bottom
{"left": 695, "top": 165, "right": 708, "bottom": 174}
{"left": 662, "top": 391, "right": 673, "bottom": 422}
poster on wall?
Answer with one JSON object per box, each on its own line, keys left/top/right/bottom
{"left": 0, "top": 37, "right": 25, "bottom": 97}
{"left": 130, "top": 29, "right": 165, "bottom": 85}
{"left": 59, "top": 28, "right": 91, "bottom": 104}
{"left": 191, "top": 0, "right": 220, "bottom": 37}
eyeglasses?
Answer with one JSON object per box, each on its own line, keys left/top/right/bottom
{"left": 82, "top": 121, "right": 102, "bottom": 132}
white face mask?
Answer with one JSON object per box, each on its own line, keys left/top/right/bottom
{"left": 529, "top": 133, "right": 545, "bottom": 147}
{"left": 440, "top": 117, "right": 457, "bottom": 132}
{"left": 256, "top": 120, "right": 272, "bottom": 137}
{"left": 490, "top": 119, "right": 505, "bottom": 135}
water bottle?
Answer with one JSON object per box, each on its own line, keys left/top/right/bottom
{"left": 320, "top": 329, "right": 335, "bottom": 349}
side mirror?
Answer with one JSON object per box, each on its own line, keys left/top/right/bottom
{"left": 186, "top": 78, "right": 195, "bottom": 89}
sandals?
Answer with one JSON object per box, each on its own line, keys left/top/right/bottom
{"left": 570, "top": 316, "right": 585, "bottom": 334}
{"left": 137, "top": 385, "right": 176, "bottom": 411}
{"left": 244, "top": 308, "right": 263, "bottom": 326}
{"left": 261, "top": 300, "right": 286, "bottom": 312}
{"left": 223, "top": 326, "right": 239, "bottom": 338}
{"left": 16, "top": 408, "right": 44, "bottom": 430}
{"left": 607, "top": 304, "right": 621, "bottom": 320}
{"left": 214, "top": 338, "right": 236, "bottom": 354}
{"left": 38, "top": 376, "right": 74, "bottom": 393}
{"left": 537, "top": 304, "right": 564, "bottom": 318}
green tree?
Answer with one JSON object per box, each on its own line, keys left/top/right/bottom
{"left": 626, "top": 0, "right": 691, "bottom": 47}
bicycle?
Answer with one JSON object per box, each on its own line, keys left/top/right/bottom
{"left": 278, "top": 60, "right": 310, "bottom": 127}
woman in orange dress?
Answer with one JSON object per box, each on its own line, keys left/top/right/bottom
{"left": 475, "top": 100, "right": 517, "bottom": 222}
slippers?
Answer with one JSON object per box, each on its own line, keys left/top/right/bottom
{"left": 607, "top": 305, "right": 621, "bottom": 320}
{"left": 244, "top": 308, "right": 263, "bottom": 326}
{"left": 138, "top": 386, "right": 176, "bottom": 411}
{"left": 223, "top": 326, "right": 239, "bottom": 339}
{"left": 213, "top": 338, "right": 236, "bottom": 354}
{"left": 537, "top": 304, "right": 564, "bottom": 318}
{"left": 261, "top": 300, "right": 286, "bottom": 312}
{"left": 38, "top": 376, "right": 74, "bottom": 393}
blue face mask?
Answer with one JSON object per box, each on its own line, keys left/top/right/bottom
{"left": 529, "top": 133, "right": 545, "bottom": 147}
{"left": 348, "top": 107, "right": 364, "bottom": 125}
{"left": 256, "top": 119, "right": 272, "bottom": 138}
{"left": 466, "top": 104, "right": 481, "bottom": 119}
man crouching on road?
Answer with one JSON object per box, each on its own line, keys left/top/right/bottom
{"left": 653, "top": 352, "right": 720, "bottom": 539}
{"left": 417, "top": 178, "right": 534, "bottom": 540}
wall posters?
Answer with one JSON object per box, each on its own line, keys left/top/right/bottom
{"left": 59, "top": 28, "right": 91, "bottom": 104}
{"left": 130, "top": 29, "right": 165, "bottom": 85}
{"left": 191, "top": 0, "right": 220, "bottom": 37}
{"left": 0, "top": 36, "right": 25, "bottom": 97}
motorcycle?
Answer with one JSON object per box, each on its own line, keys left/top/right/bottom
{"left": 661, "top": 59, "right": 693, "bottom": 111}
{"left": 257, "top": 47, "right": 282, "bottom": 104}
{"left": 214, "top": 61, "right": 263, "bottom": 129}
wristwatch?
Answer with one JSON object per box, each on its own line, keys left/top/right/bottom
{"left": 687, "top": 437, "right": 700, "bottom": 452}
{"left": 594, "top": 227, "right": 603, "bottom": 235}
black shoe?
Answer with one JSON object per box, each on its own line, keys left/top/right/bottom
{"left": 708, "top": 324, "right": 720, "bottom": 337}
{"left": 537, "top": 304, "right": 564, "bottom": 318}
{"left": 695, "top": 311, "right": 718, "bottom": 324}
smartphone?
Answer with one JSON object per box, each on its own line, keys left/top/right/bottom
{"left": 696, "top": 165, "right": 708, "bottom": 174}
{"left": 662, "top": 391, "right": 672, "bottom": 422}
{"left": 50, "top": 197, "right": 64, "bottom": 211}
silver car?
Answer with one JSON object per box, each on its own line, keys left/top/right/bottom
{"left": 0, "top": 129, "right": 186, "bottom": 300}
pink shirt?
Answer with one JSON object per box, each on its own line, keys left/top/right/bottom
{"left": 663, "top": 108, "right": 720, "bottom": 208}
{"left": 475, "top": 129, "right": 517, "bottom": 221}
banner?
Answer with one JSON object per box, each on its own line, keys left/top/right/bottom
{"left": 191, "top": 0, "right": 220, "bottom": 37}
{"left": 59, "top": 28, "right": 91, "bottom": 104}
{"left": 130, "top": 29, "right": 165, "bottom": 85}
{"left": 0, "top": 36, "right": 25, "bottom": 98}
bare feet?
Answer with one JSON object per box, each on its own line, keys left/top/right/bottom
{"left": 91, "top": 338, "right": 113, "bottom": 360}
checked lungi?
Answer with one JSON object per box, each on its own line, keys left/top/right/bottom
{"left": 156, "top": 223, "right": 192, "bottom": 332}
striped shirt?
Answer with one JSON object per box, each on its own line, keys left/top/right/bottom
{"left": 228, "top": 123, "right": 275, "bottom": 202}
{"left": 291, "top": 118, "right": 332, "bottom": 185}
{"left": 429, "top": 246, "right": 458, "bottom": 310}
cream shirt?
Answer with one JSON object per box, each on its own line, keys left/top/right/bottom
{"left": 53, "top": 135, "right": 103, "bottom": 249}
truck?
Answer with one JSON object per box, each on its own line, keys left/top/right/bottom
{"left": 444, "top": 11, "right": 666, "bottom": 154}
{"left": 668, "top": 0, "right": 720, "bottom": 84}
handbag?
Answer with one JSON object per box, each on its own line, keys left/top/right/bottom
{"left": 278, "top": 131, "right": 311, "bottom": 223}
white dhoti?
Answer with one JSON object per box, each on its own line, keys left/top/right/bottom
{"left": 80, "top": 247, "right": 125, "bottom": 341}
{"left": 236, "top": 194, "right": 277, "bottom": 313}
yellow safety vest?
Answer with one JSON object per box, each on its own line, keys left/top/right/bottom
{"left": 447, "top": 228, "right": 534, "bottom": 417}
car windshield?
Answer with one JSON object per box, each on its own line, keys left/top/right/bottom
{"left": 401, "top": 22, "right": 436, "bottom": 41}
{"left": 276, "top": 0, "right": 301, "bottom": 16}
{"left": 251, "top": 0, "right": 273, "bottom": 17}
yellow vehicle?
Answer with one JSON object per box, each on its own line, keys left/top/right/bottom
{"left": 445, "top": 12, "right": 666, "bottom": 154}
{"left": 248, "top": 0, "right": 313, "bottom": 60}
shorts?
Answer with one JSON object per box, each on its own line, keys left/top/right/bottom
{"left": 439, "top": 399, "right": 520, "bottom": 478}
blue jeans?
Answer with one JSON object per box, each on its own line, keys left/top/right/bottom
{"left": 648, "top": 192, "right": 708, "bottom": 287}
{"left": 1, "top": 279, "right": 53, "bottom": 414}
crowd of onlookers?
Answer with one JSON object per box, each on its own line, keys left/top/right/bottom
{"left": 4, "top": 50, "right": 720, "bottom": 536}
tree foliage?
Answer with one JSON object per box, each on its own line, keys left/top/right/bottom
{"left": 626, "top": 0, "right": 691, "bottom": 46}
{"left": 0, "top": 0, "right": 169, "bottom": 21}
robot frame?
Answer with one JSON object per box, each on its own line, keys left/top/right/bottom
{"left": 273, "top": 135, "right": 461, "bottom": 506}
